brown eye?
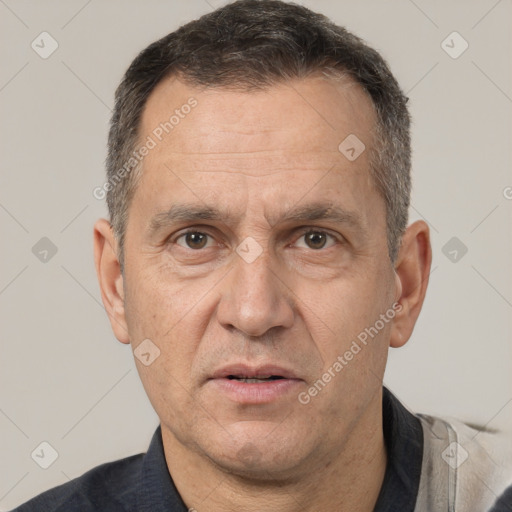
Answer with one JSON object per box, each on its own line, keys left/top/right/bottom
{"left": 304, "top": 231, "right": 327, "bottom": 249}
{"left": 294, "top": 230, "right": 337, "bottom": 250}
{"left": 176, "top": 232, "right": 210, "bottom": 249}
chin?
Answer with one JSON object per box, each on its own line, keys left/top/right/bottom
{"left": 216, "top": 449, "right": 305, "bottom": 482}
{"left": 201, "top": 420, "right": 314, "bottom": 480}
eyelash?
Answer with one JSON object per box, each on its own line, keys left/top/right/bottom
{"left": 171, "top": 228, "right": 341, "bottom": 250}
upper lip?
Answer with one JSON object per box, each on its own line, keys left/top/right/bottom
{"left": 210, "top": 363, "right": 300, "bottom": 380}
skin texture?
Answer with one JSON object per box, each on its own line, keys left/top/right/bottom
{"left": 94, "top": 75, "right": 432, "bottom": 512}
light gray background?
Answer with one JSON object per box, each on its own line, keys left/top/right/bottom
{"left": 1, "top": 0, "right": 511, "bottom": 509}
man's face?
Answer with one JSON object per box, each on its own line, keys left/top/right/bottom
{"left": 121, "top": 75, "right": 399, "bottom": 477}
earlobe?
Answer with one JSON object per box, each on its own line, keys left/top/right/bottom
{"left": 93, "top": 219, "right": 130, "bottom": 344}
{"left": 389, "top": 220, "right": 432, "bottom": 348}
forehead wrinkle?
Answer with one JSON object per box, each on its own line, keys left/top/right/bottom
{"left": 154, "top": 154, "right": 342, "bottom": 178}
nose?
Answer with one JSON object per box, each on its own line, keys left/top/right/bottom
{"left": 216, "top": 249, "right": 295, "bottom": 338}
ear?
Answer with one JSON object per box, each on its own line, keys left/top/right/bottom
{"left": 93, "top": 218, "right": 130, "bottom": 344}
{"left": 389, "top": 220, "right": 432, "bottom": 348}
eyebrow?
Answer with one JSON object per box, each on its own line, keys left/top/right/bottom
{"left": 149, "top": 204, "right": 229, "bottom": 233}
{"left": 148, "top": 202, "right": 365, "bottom": 235}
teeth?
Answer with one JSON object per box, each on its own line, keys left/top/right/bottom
{"left": 239, "top": 378, "right": 271, "bottom": 383}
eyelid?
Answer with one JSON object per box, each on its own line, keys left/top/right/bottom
{"left": 169, "top": 225, "right": 217, "bottom": 239}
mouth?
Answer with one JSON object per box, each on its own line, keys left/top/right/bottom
{"left": 226, "top": 375, "right": 285, "bottom": 383}
{"left": 211, "top": 363, "right": 299, "bottom": 380}
{"left": 208, "top": 364, "right": 302, "bottom": 404}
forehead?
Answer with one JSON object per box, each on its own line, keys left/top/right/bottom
{"left": 140, "top": 74, "right": 376, "bottom": 159}
{"left": 132, "top": 74, "right": 382, "bottom": 231}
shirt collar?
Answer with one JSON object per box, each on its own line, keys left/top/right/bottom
{"left": 137, "top": 426, "right": 188, "bottom": 512}
{"left": 373, "top": 386, "right": 424, "bottom": 511}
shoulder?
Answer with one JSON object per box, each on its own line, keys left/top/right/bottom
{"left": 417, "top": 413, "right": 512, "bottom": 512}
{"left": 10, "top": 453, "right": 144, "bottom": 512}
{"left": 449, "top": 417, "right": 512, "bottom": 510}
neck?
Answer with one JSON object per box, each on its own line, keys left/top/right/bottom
{"left": 161, "top": 390, "right": 387, "bottom": 512}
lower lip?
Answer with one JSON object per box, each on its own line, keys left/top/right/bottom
{"left": 209, "top": 378, "right": 302, "bottom": 404}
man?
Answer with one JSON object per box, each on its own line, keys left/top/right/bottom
{"left": 12, "top": 1, "right": 512, "bottom": 510}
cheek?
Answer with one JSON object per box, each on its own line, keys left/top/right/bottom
{"left": 124, "top": 273, "right": 171, "bottom": 339}
{"left": 123, "top": 272, "right": 189, "bottom": 396}
{"left": 302, "top": 280, "right": 391, "bottom": 426}
{"left": 301, "top": 276, "right": 377, "bottom": 339}
{"left": 124, "top": 263, "right": 220, "bottom": 380}
{"left": 125, "top": 261, "right": 207, "bottom": 338}
{"left": 124, "top": 270, "right": 207, "bottom": 428}
{"left": 299, "top": 268, "right": 393, "bottom": 378}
